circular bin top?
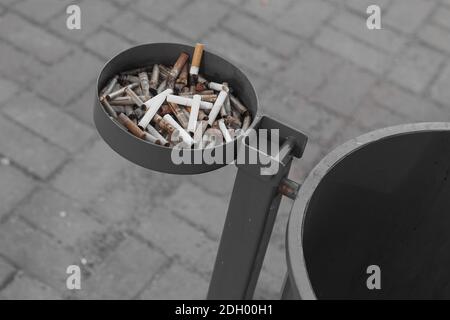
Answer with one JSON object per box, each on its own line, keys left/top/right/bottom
{"left": 286, "top": 122, "right": 450, "bottom": 300}
{"left": 94, "top": 43, "right": 260, "bottom": 174}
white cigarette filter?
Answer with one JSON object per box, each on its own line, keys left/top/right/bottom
{"left": 138, "top": 89, "right": 173, "bottom": 128}
{"left": 166, "top": 94, "right": 213, "bottom": 110}
{"left": 147, "top": 124, "right": 169, "bottom": 146}
{"left": 188, "top": 95, "right": 201, "bottom": 134}
{"left": 193, "top": 120, "right": 208, "bottom": 146}
{"left": 207, "top": 90, "right": 228, "bottom": 126}
{"left": 208, "top": 81, "right": 226, "bottom": 92}
{"left": 163, "top": 114, "right": 193, "bottom": 147}
{"left": 218, "top": 119, "right": 233, "bottom": 143}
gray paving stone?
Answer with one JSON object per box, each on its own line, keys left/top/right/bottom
{"left": 0, "top": 217, "right": 81, "bottom": 293}
{"left": 261, "top": 87, "right": 346, "bottom": 146}
{"left": 223, "top": 11, "right": 301, "bottom": 58}
{"left": 383, "top": 0, "right": 436, "bottom": 34}
{"left": 132, "top": 0, "right": 187, "bottom": 23}
{"left": 433, "top": 5, "right": 450, "bottom": 30}
{"left": 65, "top": 85, "right": 96, "bottom": 127}
{"left": 203, "top": 29, "right": 281, "bottom": 76}
{"left": 16, "top": 188, "right": 104, "bottom": 249}
{"left": 370, "top": 82, "right": 448, "bottom": 122}
{"left": 275, "top": 46, "right": 341, "bottom": 97}
{"left": 243, "top": 0, "right": 294, "bottom": 22}
{"left": 387, "top": 43, "right": 444, "bottom": 94}
{"left": 106, "top": 11, "right": 184, "bottom": 44}
{"left": 311, "top": 63, "right": 377, "bottom": 117}
{"left": 138, "top": 207, "right": 217, "bottom": 276}
{"left": 140, "top": 263, "right": 208, "bottom": 300}
{"left": 13, "top": 0, "right": 72, "bottom": 24}
{"left": 0, "top": 257, "right": 15, "bottom": 286}
{"left": 276, "top": 0, "right": 334, "bottom": 38}
{"left": 351, "top": 95, "right": 407, "bottom": 130}
{"left": 163, "top": 182, "right": 228, "bottom": 239}
{"left": 344, "top": 0, "right": 392, "bottom": 12}
{"left": 84, "top": 29, "right": 132, "bottom": 59}
{"left": 0, "top": 116, "right": 68, "bottom": 179}
{"left": 50, "top": 139, "right": 128, "bottom": 203}
{"left": 89, "top": 165, "right": 181, "bottom": 223}
{"left": 0, "top": 13, "right": 72, "bottom": 64}
{"left": 0, "top": 164, "right": 35, "bottom": 219}
{"left": 1, "top": 273, "right": 61, "bottom": 300}
{"left": 0, "top": 40, "right": 46, "bottom": 86}
{"left": 34, "top": 50, "right": 102, "bottom": 106}
{"left": 167, "top": 0, "right": 229, "bottom": 40}
{"left": 0, "top": 77, "right": 19, "bottom": 106}
{"left": 329, "top": 10, "right": 406, "bottom": 54}
{"left": 431, "top": 62, "right": 450, "bottom": 108}
{"left": 82, "top": 237, "right": 168, "bottom": 299}
{"left": 315, "top": 27, "right": 391, "bottom": 75}
{"left": 2, "top": 92, "right": 95, "bottom": 153}
{"left": 49, "top": 0, "right": 119, "bottom": 41}
{"left": 188, "top": 164, "right": 237, "bottom": 197}
{"left": 418, "top": 24, "right": 450, "bottom": 54}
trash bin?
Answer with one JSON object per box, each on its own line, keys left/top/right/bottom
{"left": 94, "top": 43, "right": 308, "bottom": 300}
{"left": 285, "top": 123, "right": 450, "bottom": 299}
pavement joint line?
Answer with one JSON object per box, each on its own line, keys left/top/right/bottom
{"left": 0, "top": 270, "right": 18, "bottom": 292}
{"left": 133, "top": 257, "right": 175, "bottom": 300}
{"left": 0, "top": 109, "right": 75, "bottom": 154}
{"left": 168, "top": 208, "right": 222, "bottom": 243}
{"left": 0, "top": 151, "right": 44, "bottom": 183}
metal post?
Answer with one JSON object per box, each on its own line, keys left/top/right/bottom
{"left": 207, "top": 116, "right": 307, "bottom": 300}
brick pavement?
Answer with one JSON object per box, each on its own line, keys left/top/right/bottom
{"left": 0, "top": 0, "right": 450, "bottom": 300}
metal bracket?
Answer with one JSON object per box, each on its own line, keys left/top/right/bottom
{"left": 207, "top": 115, "right": 307, "bottom": 300}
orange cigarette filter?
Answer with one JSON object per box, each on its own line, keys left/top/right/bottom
{"left": 190, "top": 43, "right": 204, "bottom": 75}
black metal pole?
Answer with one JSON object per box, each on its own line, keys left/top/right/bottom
{"left": 207, "top": 116, "right": 307, "bottom": 300}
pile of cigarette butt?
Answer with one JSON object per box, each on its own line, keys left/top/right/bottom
{"left": 99, "top": 43, "right": 251, "bottom": 148}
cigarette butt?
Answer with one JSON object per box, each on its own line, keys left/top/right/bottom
{"left": 157, "top": 79, "right": 167, "bottom": 93}
{"left": 242, "top": 114, "right": 251, "bottom": 132}
{"left": 176, "top": 63, "right": 189, "bottom": 87}
{"left": 188, "top": 94, "right": 201, "bottom": 134}
{"left": 100, "top": 76, "right": 118, "bottom": 99}
{"left": 208, "top": 82, "right": 226, "bottom": 92}
{"left": 118, "top": 113, "right": 146, "bottom": 139}
{"left": 230, "top": 94, "right": 248, "bottom": 115}
{"left": 225, "top": 115, "right": 242, "bottom": 129}
{"left": 163, "top": 114, "right": 193, "bottom": 146}
{"left": 190, "top": 43, "right": 204, "bottom": 76}
{"left": 138, "top": 72, "right": 151, "bottom": 100}
{"left": 147, "top": 124, "right": 169, "bottom": 146}
{"left": 149, "top": 64, "right": 159, "bottom": 94}
{"left": 111, "top": 105, "right": 126, "bottom": 113}
{"left": 168, "top": 102, "right": 189, "bottom": 129}
{"left": 167, "top": 52, "right": 190, "bottom": 89}
{"left": 218, "top": 118, "right": 233, "bottom": 142}
{"left": 119, "top": 75, "right": 140, "bottom": 84}
{"left": 139, "top": 88, "right": 173, "bottom": 129}
{"left": 166, "top": 94, "right": 213, "bottom": 110}
{"left": 207, "top": 89, "right": 228, "bottom": 126}
{"left": 107, "top": 83, "right": 139, "bottom": 100}
{"left": 193, "top": 120, "right": 208, "bottom": 146}
{"left": 153, "top": 114, "right": 176, "bottom": 136}
{"left": 101, "top": 99, "right": 118, "bottom": 119}
{"left": 125, "top": 87, "right": 145, "bottom": 108}
{"left": 144, "top": 132, "right": 162, "bottom": 145}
